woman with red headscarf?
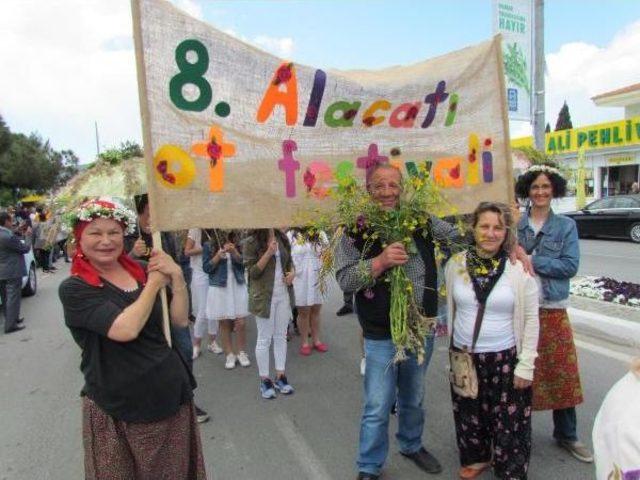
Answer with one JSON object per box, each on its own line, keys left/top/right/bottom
{"left": 58, "top": 199, "right": 207, "bottom": 480}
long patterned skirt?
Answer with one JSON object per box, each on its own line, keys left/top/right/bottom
{"left": 82, "top": 397, "right": 208, "bottom": 480}
{"left": 532, "top": 308, "right": 584, "bottom": 411}
{"left": 451, "top": 347, "right": 533, "bottom": 480}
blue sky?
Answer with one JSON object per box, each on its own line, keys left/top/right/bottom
{"left": 202, "top": 0, "right": 640, "bottom": 68}
{"left": 1, "top": 0, "right": 639, "bottom": 163}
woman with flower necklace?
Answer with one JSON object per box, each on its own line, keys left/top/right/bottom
{"left": 515, "top": 163, "right": 593, "bottom": 463}
{"left": 58, "top": 199, "right": 206, "bottom": 479}
{"left": 445, "top": 202, "right": 539, "bottom": 479}
{"left": 243, "top": 228, "right": 296, "bottom": 399}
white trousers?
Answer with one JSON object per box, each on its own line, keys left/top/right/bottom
{"left": 255, "top": 290, "right": 291, "bottom": 378}
{"left": 191, "top": 273, "right": 218, "bottom": 339}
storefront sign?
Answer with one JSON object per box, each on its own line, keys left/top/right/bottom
{"left": 512, "top": 117, "right": 640, "bottom": 155}
{"left": 607, "top": 155, "right": 634, "bottom": 165}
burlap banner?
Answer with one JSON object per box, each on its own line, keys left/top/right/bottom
{"left": 132, "top": 0, "right": 513, "bottom": 231}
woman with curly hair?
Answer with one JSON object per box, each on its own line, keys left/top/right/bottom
{"left": 515, "top": 163, "right": 593, "bottom": 464}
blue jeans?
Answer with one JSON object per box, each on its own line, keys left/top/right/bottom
{"left": 553, "top": 407, "right": 578, "bottom": 442}
{"left": 358, "top": 336, "right": 435, "bottom": 475}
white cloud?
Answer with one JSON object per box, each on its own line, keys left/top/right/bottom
{"left": 0, "top": 1, "right": 139, "bottom": 163}
{"left": 252, "top": 35, "right": 295, "bottom": 58}
{"left": 223, "top": 29, "right": 295, "bottom": 58}
{"left": 171, "top": 0, "right": 203, "bottom": 20}
{"left": 544, "top": 19, "right": 640, "bottom": 129}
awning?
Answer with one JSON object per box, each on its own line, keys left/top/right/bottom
{"left": 20, "top": 194, "right": 46, "bottom": 203}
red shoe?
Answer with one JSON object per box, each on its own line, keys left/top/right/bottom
{"left": 299, "top": 344, "right": 312, "bottom": 356}
{"left": 459, "top": 463, "right": 490, "bottom": 479}
{"left": 313, "top": 342, "right": 328, "bottom": 353}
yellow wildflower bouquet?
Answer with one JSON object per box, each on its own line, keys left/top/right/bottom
{"left": 300, "top": 163, "right": 466, "bottom": 363}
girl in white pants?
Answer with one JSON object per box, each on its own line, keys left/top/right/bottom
{"left": 185, "top": 228, "right": 221, "bottom": 358}
{"left": 243, "top": 229, "right": 296, "bottom": 399}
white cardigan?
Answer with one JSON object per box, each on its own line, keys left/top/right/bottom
{"left": 444, "top": 252, "right": 540, "bottom": 381}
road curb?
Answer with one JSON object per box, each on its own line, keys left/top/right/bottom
{"left": 568, "top": 307, "right": 640, "bottom": 349}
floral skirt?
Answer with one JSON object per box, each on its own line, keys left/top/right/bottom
{"left": 451, "top": 347, "right": 532, "bottom": 479}
{"left": 82, "top": 397, "right": 207, "bottom": 480}
{"left": 532, "top": 308, "right": 584, "bottom": 411}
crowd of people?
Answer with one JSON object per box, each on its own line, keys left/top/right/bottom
{"left": 2, "top": 163, "right": 635, "bottom": 480}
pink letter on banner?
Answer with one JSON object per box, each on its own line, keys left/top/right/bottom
{"left": 279, "top": 140, "right": 300, "bottom": 198}
{"left": 356, "top": 143, "right": 389, "bottom": 184}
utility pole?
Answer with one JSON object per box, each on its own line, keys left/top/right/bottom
{"left": 95, "top": 121, "right": 100, "bottom": 157}
{"left": 533, "top": 0, "right": 545, "bottom": 151}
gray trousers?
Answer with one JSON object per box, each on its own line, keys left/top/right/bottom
{"left": 0, "top": 278, "right": 22, "bottom": 332}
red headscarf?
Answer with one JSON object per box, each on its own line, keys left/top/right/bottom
{"left": 70, "top": 200, "right": 146, "bottom": 287}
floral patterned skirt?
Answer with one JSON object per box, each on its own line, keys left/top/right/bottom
{"left": 451, "top": 347, "right": 532, "bottom": 479}
{"left": 82, "top": 397, "right": 207, "bottom": 480}
{"left": 532, "top": 308, "right": 584, "bottom": 411}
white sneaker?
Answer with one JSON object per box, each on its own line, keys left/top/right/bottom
{"left": 192, "top": 346, "right": 201, "bottom": 360}
{"left": 237, "top": 351, "right": 251, "bottom": 367}
{"left": 360, "top": 357, "right": 366, "bottom": 376}
{"left": 225, "top": 353, "right": 237, "bottom": 369}
{"left": 208, "top": 340, "right": 224, "bottom": 355}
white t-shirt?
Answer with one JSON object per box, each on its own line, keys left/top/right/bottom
{"left": 272, "top": 248, "right": 288, "bottom": 298}
{"left": 187, "top": 229, "right": 205, "bottom": 276}
{"left": 452, "top": 272, "right": 517, "bottom": 353}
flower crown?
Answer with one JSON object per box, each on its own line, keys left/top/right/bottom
{"left": 64, "top": 199, "right": 137, "bottom": 235}
{"left": 525, "top": 164, "right": 561, "bottom": 176}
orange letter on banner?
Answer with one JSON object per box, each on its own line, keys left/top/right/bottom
{"left": 362, "top": 100, "right": 391, "bottom": 127}
{"left": 256, "top": 62, "right": 298, "bottom": 126}
{"left": 433, "top": 156, "right": 464, "bottom": 188}
{"left": 191, "top": 125, "right": 236, "bottom": 192}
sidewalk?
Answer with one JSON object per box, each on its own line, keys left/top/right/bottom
{"left": 569, "top": 295, "right": 640, "bottom": 349}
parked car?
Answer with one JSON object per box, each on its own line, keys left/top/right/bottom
{"left": 22, "top": 246, "right": 37, "bottom": 296}
{"left": 562, "top": 194, "right": 640, "bottom": 243}
{"left": 0, "top": 243, "right": 37, "bottom": 308}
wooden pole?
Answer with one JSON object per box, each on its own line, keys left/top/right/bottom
{"left": 495, "top": 33, "right": 516, "bottom": 206}
{"left": 131, "top": 0, "right": 171, "bottom": 346}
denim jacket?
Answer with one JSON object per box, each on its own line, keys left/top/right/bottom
{"left": 202, "top": 241, "right": 245, "bottom": 287}
{"left": 517, "top": 209, "right": 579, "bottom": 302}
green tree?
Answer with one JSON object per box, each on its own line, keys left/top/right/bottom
{"left": 53, "top": 149, "right": 80, "bottom": 187}
{"left": 98, "top": 140, "right": 143, "bottom": 165}
{"left": 513, "top": 146, "right": 557, "bottom": 166}
{"left": 0, "top": 133, "right": 57, "bottom": 193}
{"left": 545, "top": 122, "right": 551, "bottom": 133}
{"left": 0, "top": 114, "right": 11, "bottom": 155}
{"left": 554, "top": 101, "right": 573, "bottom": 131}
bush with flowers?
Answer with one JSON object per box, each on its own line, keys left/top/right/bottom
{"left": 571, "top": 276, "right": 640, "bottom": 308}
{"left": 298, "top": 163, "right": 467, "bottom": 363}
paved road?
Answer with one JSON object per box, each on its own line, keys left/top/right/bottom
{"left": 0, "top": 265, "right": 634, "bottom": 480}
{"left": 577, "top": 238, "right": 640, "bottom": 283}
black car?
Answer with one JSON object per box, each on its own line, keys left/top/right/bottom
{"left": 562, "top": 194, "right": 640, "bottom": 243}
